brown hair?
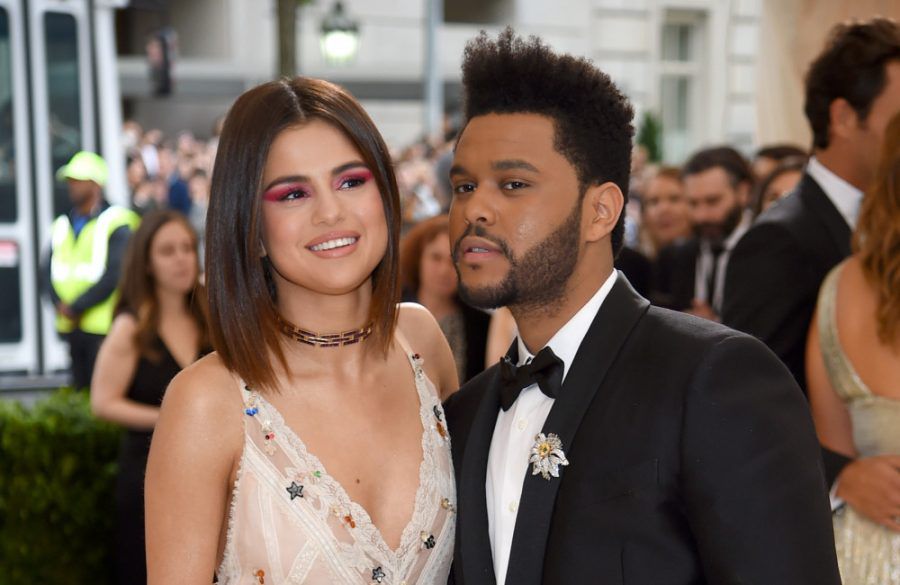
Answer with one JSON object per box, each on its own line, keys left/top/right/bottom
{"left": 116, "top": 209, "right": 209, "bottom": 361}
{"left": 854, "top": 111, "right": 900, "bottom": 345}
{"left": 805, "top": 18, "right": 900, "bottom": 150}
{"left": 206, "top": 77, "right": 402, "bottom": 391}
{"left": 400, "top": 214, "right": 450, "bottom": 293}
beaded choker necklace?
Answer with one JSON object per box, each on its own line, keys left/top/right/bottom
{"left": 277, "top": 316, "right": 373, "bottom": 348}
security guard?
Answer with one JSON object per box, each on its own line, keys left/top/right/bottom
{"left": 41, "top": 151, "right": 140, "bottom": 390}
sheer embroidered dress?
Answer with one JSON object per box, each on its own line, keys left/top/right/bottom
{"left": 216, "top": 335, "right": 456, "bottom": 584}
{"left": 818, "top": 265, "right": 900, "bottom": 585}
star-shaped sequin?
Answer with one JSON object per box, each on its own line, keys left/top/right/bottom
{"left": 372, "top": 566, "right": 386, "bottom": 583}
{"left": 286, "top": 481, "right": 304, "bottom": 500}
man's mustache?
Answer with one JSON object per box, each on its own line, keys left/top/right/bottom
{"left": 451, "top": 224, "right": 512, "bottom": 263}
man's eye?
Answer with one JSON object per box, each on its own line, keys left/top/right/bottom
{"left": 502, "top": 180, "right": 528, "bottom": 190}
{"left": 453, "top": 183, "right": 475, "bottom": 194}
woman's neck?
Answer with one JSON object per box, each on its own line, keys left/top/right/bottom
{"left": 156, "top": 287, "right": 190, "bottom": 317}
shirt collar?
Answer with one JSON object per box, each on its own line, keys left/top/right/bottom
{"left": 516, "top": 269, "right": 618, "bottom": 382}
{"left": 806, "top": 156, "right": 862, "bottom": 228}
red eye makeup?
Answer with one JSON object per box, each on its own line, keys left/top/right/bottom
{"left": 262, "top": 182, "right": 310, "bottom": 202}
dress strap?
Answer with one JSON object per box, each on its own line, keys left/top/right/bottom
{"left": 817, "top": 263, "right": 872, "bottom": 401}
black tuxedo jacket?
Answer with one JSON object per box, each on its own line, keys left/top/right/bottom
{"left": 653, "top": 238, "right": 699, "bottom": 311}
{"left": 721, "top": 172, "right": 852, "bottom": 483}
{"left": 444, "top": 274, "right": 840, "bottom": 585}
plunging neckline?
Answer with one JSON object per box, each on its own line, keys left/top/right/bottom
{"left": 250, "top": 350, "right": 434, "bottom": 558}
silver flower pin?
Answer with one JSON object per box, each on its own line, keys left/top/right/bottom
{"left": 530, "top": 432, "right": 569, "bottom": 480}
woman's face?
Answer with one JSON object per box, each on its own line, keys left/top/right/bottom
{"left": 642, "top": 174, "right": 692, "bottom": 248}
{"left": 149, "top": 220, "right": 198, "bottom": 295}
{"left": 418, "top": 231, "right": 457, "bottom": 300}
{"left": 259, "top": 120, "right": 388, "bottom": 299}
{"left": 761, "top": 169, "right": 802, "bottom": 212}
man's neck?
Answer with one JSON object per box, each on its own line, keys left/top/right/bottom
{"left": 511, "top": 263, "right": 614, "bottom": 353}
{"left": 815, "top": 147, "right": 868, "bottom": 191}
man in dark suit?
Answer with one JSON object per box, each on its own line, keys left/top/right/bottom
{"left": 722, "top": 18, "right": 900, "bottom": 518}
{"left": 654, "top": 147, "right": 753, "bottom": 320}
{"left": 444, "top": 28, "right": 839, "bottom": 585}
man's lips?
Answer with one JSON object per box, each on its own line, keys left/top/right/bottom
{"left": 457, "top": 236, "right": 504, "bottom": 262}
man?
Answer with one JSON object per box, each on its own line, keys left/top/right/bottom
{"left": 444, "top": 29, "right": 839, "bottom": 585}
{"left": 41, "top": 151, "right": 140, "bottom": 389}
{"left": 721, "top": 18, "right": 900, "bottom": 507}
{"left": 655, "top": 147, "right": 753, "bottom": 320}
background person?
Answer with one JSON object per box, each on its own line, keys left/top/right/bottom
{"left": 722, "top": 18, "right": 900, "bottom": 499}
{"left": 400, "top": 214, "right": 490, "bottom": 383}
{"left": 40, "top": 151, "right": 140, "bottom": 390}
{"left": 807, "top": 111, "right": 900, "bottom": 584}
{"left": 91, "top": 209, "right": 209, "bottom": 585}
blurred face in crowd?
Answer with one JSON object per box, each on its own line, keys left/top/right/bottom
{"left": 642, "top": 174, "right": 691, "bottom": 249}
{"left": 752, "top": 156, "right": 778, "bottom": 182}
{"left": 683, "top": 166, "right": 747, "bottom": 244}
{"left": 67, "top": 178, "right": 100, "bottom": 210}
{"left": 760, "top": 168, "right": 803, "bottom": 212}
{"left": 449, "top": 113, "right": 583, "bottom": 310}
{"left": 418, "top": 230, "right": 457, "bottom": 301}
{"left": 150, "top": 219, "right": 198, "bottom": 295}
{"left": 847, "top": 61, "right": 900, "bottom": 188}
{"left": 259, "top": 119, "right": 388, "bottom": 300}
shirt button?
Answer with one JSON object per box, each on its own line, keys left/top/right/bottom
{"left": 508, "top": 500, "right": 518, "bottom": 513}
{"left": 517, "top": 419, "right": 527, "bottom": 431}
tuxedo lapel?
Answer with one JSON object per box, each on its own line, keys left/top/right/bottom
{"left": 503, "top": 274, "right": 650, "bottom": 585}
{"left": 458, "top": 366, "right": 504, "bottom": 585}
{"left": 800, "top": 174, "right": 852, "bottom": 259}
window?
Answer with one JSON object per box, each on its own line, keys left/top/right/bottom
{"left": 444, "top": 0, "right": 512, "bottom": 24}
{"left": 658, "top": 10, "right": 705, "bottom": 164}
{"left": 44, "top": 12, "right": 82, "bottom": 218}
{"left": 0, "top": 7, "right": 15, "bottom": 223}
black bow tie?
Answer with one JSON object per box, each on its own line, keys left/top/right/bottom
{"left": 499, "top": 346, "right": 564, "bottom": 411}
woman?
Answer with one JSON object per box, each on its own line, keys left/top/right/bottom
{"left": 91, "top": 209, "right": 210, "bottom": 584}
{"left": 145, "top": 78, "right": 458, "bottom": 584}
{"left": 400, "top": 214, "right": 489, "bottom": 383}
{"left": 807, "top": 111, "right": 900, "bottom": 584}
{"left": 638, "top": 166, "right": 692, "bottom": 259}
{"left": 751, "top": 156, "right": 806, "bottom": 217}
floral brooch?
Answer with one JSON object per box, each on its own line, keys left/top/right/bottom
{"left": 529, "top": 432, "right": 569, "bottom": 480}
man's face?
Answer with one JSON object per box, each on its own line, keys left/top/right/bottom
{"left": 683, "top": 167, "right": 745, "bottom": 244}
{"left": 448, "top": 113, "right": 584, "bottom": 311}
{"left": 850, "top": 60, "right": 900, "bottom": 187}
{"left": 66, "top": 179, "right": 98, "bottom": 208}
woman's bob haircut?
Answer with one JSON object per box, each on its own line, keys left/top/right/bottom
{"left": 206, "top": 77, "right": 402, "bottom": 392}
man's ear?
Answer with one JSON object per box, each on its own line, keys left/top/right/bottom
{"left": 829, "top": 98, "right": 860, "bottom": 141}
{"left": 583, "top": 181, "right": 624, "bottom": 243}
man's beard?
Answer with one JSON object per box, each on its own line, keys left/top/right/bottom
{"left": 694, "top": 202, "right": 743, "bottom": 246}
{"left": 452, "top": 201, "right": 582, "bottom": 313}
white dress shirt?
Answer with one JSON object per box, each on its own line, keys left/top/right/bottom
{"left": 806, "top": 156, "right": 863, "bottom": 229}
{"left": 693, "top": 209, "right": 753, "bottom": 314}
{"left": 485, "top": 269, "right": 618, "bottom": 585}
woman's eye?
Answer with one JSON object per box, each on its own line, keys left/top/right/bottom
{"left": 339, "top": 176, "right": 366, "bottom": 190}
{"left": 282, "top": 189, "right": 309, "bottom": 201}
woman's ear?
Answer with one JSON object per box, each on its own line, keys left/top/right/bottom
{"left": 582, "top": 181, "right": 624, "bottom": 243}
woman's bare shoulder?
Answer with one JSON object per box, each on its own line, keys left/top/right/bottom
{"left": 162, "top": 351, "right": 244, "bottom": 425}
{"left": 396, "top": 302, "right": 459, "bottom": 397}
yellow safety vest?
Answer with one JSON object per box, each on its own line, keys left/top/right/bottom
{"left": 50, "top": 206, "right": 140, "bottom": 334}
